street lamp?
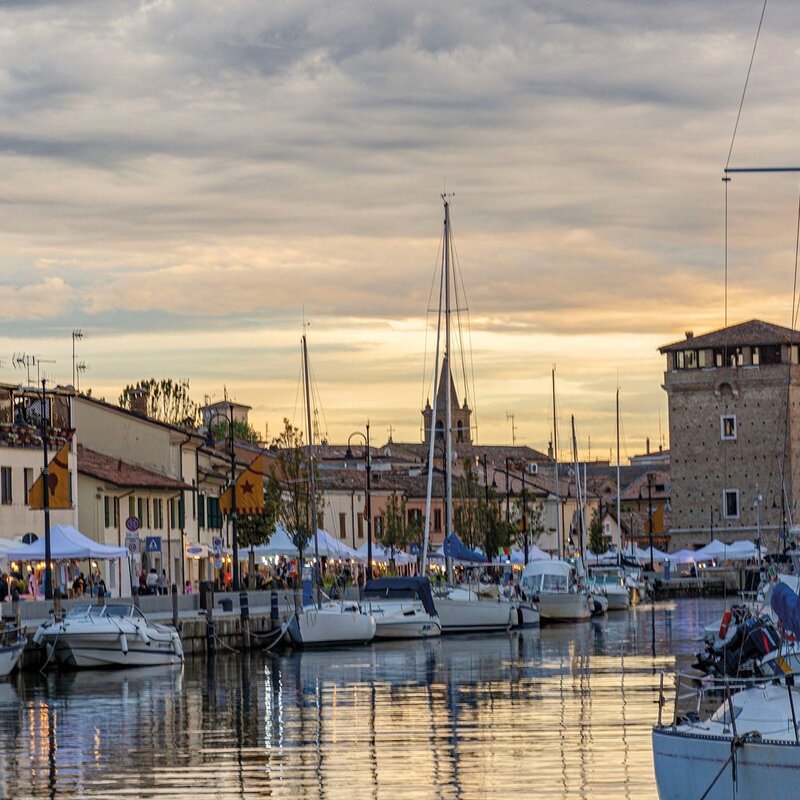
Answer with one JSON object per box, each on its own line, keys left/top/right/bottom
{"left": 204, "top": 404, "right": 240, "bottom": 591}
{"left": 346, "top": 424, "right": 372, "bottom": 580}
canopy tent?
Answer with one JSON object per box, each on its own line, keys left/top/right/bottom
{"left": 725, "top": 540, "right": 767, "bottom": 560}
{"left": 0, "top": 537, "right": 23, "bottom": 556}
{"left": 694, "top": 538, "right": 734, "bottom": 562}
{"left": 354, "top": 542, "right": 412, "bottom": 565}
{"left": 0, "top": 524, "right": 128, "bottom": 560}
{"left": 586, "top": 548, "right": 620, "bottom": 565}
{"left": 442, "top": 532, "right": 483, "bottom": 563}
{"left": 621, "top": 543, "right": 650, "bottom": 562}
{"left": 247, "top": 525, "right": 359, "bottom": 561}
{"left": 666, "top": 548, "right": 697, "bottom": 565}
{"left": 642, "top": 546, "right": 668, "bottom": 564}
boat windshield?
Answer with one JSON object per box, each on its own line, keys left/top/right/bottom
{"left": 102, "top": 605, "right": 137, "bottom": 619}
{"left": 542, "top": 574, "right": 569, "bottom": 592}
{"left": 66, "top": 604, "right": 96, "bottom": 618}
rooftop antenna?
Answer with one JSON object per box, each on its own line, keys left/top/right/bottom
{"left": 71, "top": 330, "right": 84, "bottom": 388}
{"left": 76, "top": 361, "right": 87, "bottom": 393}
{"left": 506, "top": 412, "right": 517, "bottom": 446}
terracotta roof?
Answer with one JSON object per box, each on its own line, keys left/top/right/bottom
{"left": 381, "top": 441, "right": 552, "bottom": 464}
{"left": 659, "top": 319, "right": 800, "bottom": 353}
{"left": 78, "top": 445, "right": 191, "bottom": 490}
{"left": 620, "top": 470, "right": 670, "bottom": 501}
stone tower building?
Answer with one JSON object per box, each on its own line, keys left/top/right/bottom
{"left": 422, "top": 359, "right": 472, "bottom": 444}
{"left": 659, "top": 319, "right": 800, "bottom": 550}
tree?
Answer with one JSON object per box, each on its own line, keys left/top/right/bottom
{"left": 480, "top": 490, "right": 515, "bottom": 561}
{"left": 381, "top": 493, "right": 411, "bottom": 563}
{"left": 211, "top": 418, "right": 260, "bottom": 445}
{"left": 118, "top": 378, "right": 199, "bottom": 426}
{"left": 237, "top": 474, "right": 282, "bottom": 588}
{"left": 270, "top": 418, "right": 323, "bottom": 565}
{"left": 454, "top": 457, "right": 482, "bottom": 550}
{"left": 512, "top": 491, "right": 546, "bottom": 554}
{"left": 588, "top": 508, "right": 608, "bottom": 557}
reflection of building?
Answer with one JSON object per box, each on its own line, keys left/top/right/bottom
{"left": 659, "top": 320, "right": 799, "bottom": 550}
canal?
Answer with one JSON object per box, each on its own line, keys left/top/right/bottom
{"left": 0, "top": 597, "right": 728, "bottom": 799}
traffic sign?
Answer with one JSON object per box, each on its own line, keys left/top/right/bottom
{"left": 145, "top": 536, "right": 162, "bottom": 553}
{"left": 214, "top": 558, "right": 223, "bottom": 570}
{"left": 125, "top": 533, "right": 140, "bottom": 555}
{"left": 126, "top": 517, "right": 140, "bottom": 532}
{"left": 212, "top": 536, "right": 223, "bottom": 549}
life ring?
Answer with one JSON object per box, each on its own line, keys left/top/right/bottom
{"left": 719, "top": 608, "right": 733, "bottom": 639}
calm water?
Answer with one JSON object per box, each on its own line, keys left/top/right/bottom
{"left": 0, "top": 597, "right": 728, "bottom": 799}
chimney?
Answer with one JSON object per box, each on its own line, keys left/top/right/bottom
{"left": 685, "top": 331, "right": 694, "bottom": 340}
{"left": 548, "top": 439, "right": 553, "bottom": 459}
{"left": 646, "top": 436, "right": 650, "bottom": 454}
{"left": 128, "top": 388, "right": 149, "bottom": 417}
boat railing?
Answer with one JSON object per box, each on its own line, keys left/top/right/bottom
{"left": 658, "top": 670, "right": 800, "bottom": 742}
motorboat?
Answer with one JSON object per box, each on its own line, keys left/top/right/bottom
{"left": 589, "top": 592, "right": 608, "bottom": 616}
{"left": 587, "top": 566, "right": 631, "bottom": 611}
{"left": 0, "top": 623, "right": 26, "bottom": 677}
{"left": 363, "top": 577, "right": 442, "bottom": 639}
{"left": 652, "top": 671, "right": 800, "bottom": 799}
{"left": 33, "top": 603, "right": 183, "bottom": 668}
{"left": 623, "top": 563, "right": 646, "bottom": 604}
{"left": 287, "top": 599, "right": 377, "bottom": 646}
{"left": 433, "top": 586, "right": 516, "bottom": 633}
{"left": 519, "top": 560, "right": 592, "bottom": 623}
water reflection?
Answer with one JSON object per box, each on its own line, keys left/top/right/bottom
{"left": 0, "top": 598, "right": 726, "bottom": 799}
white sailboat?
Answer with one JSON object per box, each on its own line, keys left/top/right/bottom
{"left": 363, "top": 576, "right": 442, "bottom": 639}
{"left": 286, "top": 333, "right": 377, "bottom": 648}
{"left": 419, "top": 195, "right": 526, "bottom": 634}
{"left": 0, "top": 624, "right": 26, "bottom": 676}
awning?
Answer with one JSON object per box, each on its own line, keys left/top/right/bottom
{"left": 0, "top": 524, "right": 128, "bottom": 560}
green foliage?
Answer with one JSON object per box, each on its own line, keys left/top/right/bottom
{"left": 211, "top": 418, "right": 260, "bottom": 445}
{"left": 118, "top": 378, "right": 199, "bottom": 426}
{"left": 381, "top": 493, "right": 411, "bottom": 557}
{"left": 588, "top": 508, "right": 608, "bottom": 555}
{"left": 237, "top": 475, "right": 282, "bottom": 550}
{"left": 454, "top": 457, "right": 482, "bottom": 550}
{"left": 270, "top": 418, "right": 323, "bottom": 561}
{"left": 480, "top": 490, "right": 514, "bottom": 560}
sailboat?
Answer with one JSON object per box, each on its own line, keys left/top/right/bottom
{"left": 419, "top": 195, "right": 528, "bottom": 634}
{"left": 286, "top": 333, "right": 377, "bottom": 647}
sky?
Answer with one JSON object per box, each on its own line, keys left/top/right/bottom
{"left": 1, "top": 0, "right": 800, "bottom": 461}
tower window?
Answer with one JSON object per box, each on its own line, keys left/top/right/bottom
{"left": 720, "top": 415, "right": 737, "bottom": 441}
{"left": 723, "top": 489, "right": 739, "bottom": 519}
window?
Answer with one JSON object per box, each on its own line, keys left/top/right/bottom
{"left": 755, "top": 345, "right": 781, "bottom": 366}
{"left": 198, "top": 495, "right": 206, "bottom": 529}
{"left": 374, "top": 516, "right": 383, "bottom": 538}
{"left": 23, "top": 468, "right": 33, "bottom": 504}
{"left": 434, "top": 509, "right": 442, "bottom": 532}
{"left": 1, "top": 467, "right": 11, "bottom": 505}
{"left": 129, "top": 496, "right": 135, "bottom": 519}
{"left": 113, "top": 496, "right": 120, "bottom": 527}
{"left": 357, "top": 512, "right": 364, "bottom": 540}
{"left": 724, "top": 489, "right": 740, "bottom": 519}
{"left": 153, "top": 499, "right": 163, "bottom": 529}
{"left": 169, "top": 498, "right": 176, "bottom": 529}
{"left": 178, "top": 495, "right": 186, "bottom": 528}
{"left": 104, "top": 496, "right": 111, "bottom": 528}
{"left": 339, "top": 512, "right": 347, "bottom": 539}
{"left": 721, "top": 415, "right": 737, "bottom": 441}
{"left": 137, "top": 497, "right": 144, "bottom": 524}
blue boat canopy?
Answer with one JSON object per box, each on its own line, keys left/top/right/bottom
{"left": 362, "top": 576, "right": 438, "bottom": 617}
{"left": 771, "top": 581, "right": 800, "bottom": 636}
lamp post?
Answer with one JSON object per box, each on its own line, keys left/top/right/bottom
{"left": 204, "top": 404, "right": 240, "bottom": 591}
{"left": 346, "top": 424, "right": 372, "bottom": 580}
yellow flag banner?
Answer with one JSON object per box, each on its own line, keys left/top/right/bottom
{"left": 29, "top": 441, "right": 71, "bottom": 510}
{"left": 220, "top": 454, "right": 266, "bottom": 516}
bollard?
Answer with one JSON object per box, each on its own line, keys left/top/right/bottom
{"left": 11, "top": 589, "right": 19, "bottom": 629}
{"left": 270, "top": 590, "right": 279, "bottom": 629}
{"left": 171, "top": 584, "right": 179, "bottom": 631}
{"left": 206, "top": 604, "right": 216, "bottom": 655}
{"left": 239, "top": 591, "right": 250, "bottom": 650}
{"left": 53, "top": 588, "right": 63, "bottom": 621}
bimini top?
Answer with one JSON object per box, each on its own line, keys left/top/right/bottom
{"left": 363, "top": 577, "right": 438, "bottom": 617}
{"left": 772, "top": 581, "right": 800, "bottom": 636}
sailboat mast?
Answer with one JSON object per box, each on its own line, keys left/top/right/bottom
{"left": 571, "top": 414, "right": 584, "bottom": 560}
{"left": 552, "top": 368, "right": 561, "bottom": 559}
{"left": 616, "top": 388, "right": 623, "bottom": 558}
{"left": 302, "top": 333, "right": 321, "bottom": 606}
{"left": 443, "top": 197, "right": 454, "bottom": 586}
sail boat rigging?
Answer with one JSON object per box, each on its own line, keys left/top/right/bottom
{"left": 301, "top": 332, "right": 321, "bottom": 606}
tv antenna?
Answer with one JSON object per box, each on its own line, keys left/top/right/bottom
{"left": 76, "top": 361, "right": 88, "bottom": 393}
{"left": 12, "top": 353, "right": 55, "bottom": 386}
{"left": 506, "top": 412, "right": 517, "bottom": 446}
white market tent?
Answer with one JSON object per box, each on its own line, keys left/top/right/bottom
{"left": 725, "top": 540, "right": 767, "bottom": 560}
{"left": 0, "top": 524, "right": 128, "bottom": 560}
{"left": 666, "top": 548, "right": 697, "bottom": 565}
{"left": 642, "top": 546, "right": 668, "bottom": 564}
{"left": 621, "top": 543, "right": 650, "bottom": 562}
{"left": 694, "top": 538, "right": 734, "bottom": 562}
{"left": 354, "top": 541, "right": 412, "bottom": 565}
{"left": 248, "top": 525, "right": 358, "bottom": 561}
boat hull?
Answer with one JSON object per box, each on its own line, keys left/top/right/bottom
{"left": 435, "top": 597, "right": 513, "bottom": 634}
{"left": 653, "top": 728, "right": 800, "bottom": 800}
{"left": 287, "top": 609, "right": 376, "bottom": 647}
{"left": 605, "top": 588, "right": 630, "bottom": 611}
{"left": 511, "top": 602, "right": 540, "bottom": 628}
{"left": 37, "top": 628, "right": 183, "bottom": 669}
{"left": 0, "top": 640, "right": 26, "bottom": 677}
{"left": 538, "top": 593, "right": 591, "bottom": 623}
{"left": 373, "top": 613, "right": 442, "bottom": 639}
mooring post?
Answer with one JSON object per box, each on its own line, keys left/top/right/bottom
{"left": 270, "top": 590, "right": 279, "bottom": 631}
{"left": 53, "top": 588, "right": 62, "bottom": 621}
{"left": 239, "top": 590, "right": 250, "bottom": 649}
{"left": 171, "top": 583, "right": 179, "bottom": 631}
{"left": 206, "top": 601, "right": 216, "bottom": 655}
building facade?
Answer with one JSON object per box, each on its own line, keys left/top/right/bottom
{"left": 660, "top": 319, "right": 800, "bottom": 550}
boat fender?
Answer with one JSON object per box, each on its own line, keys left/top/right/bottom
{"left": 119, "top": 633, "right": 128, "bottom": 655}
{"left": 33, "top": 628, "right": 45, "bottom": 646}
{"left": 719, "top": 609, "right": 733, "bottom": 640}
{"left": 137, "top": 626, "right": 151, "bottom": 645}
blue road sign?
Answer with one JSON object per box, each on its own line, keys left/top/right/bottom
{"left": 145, "top": 536, "right": 162, "bottom": 553}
